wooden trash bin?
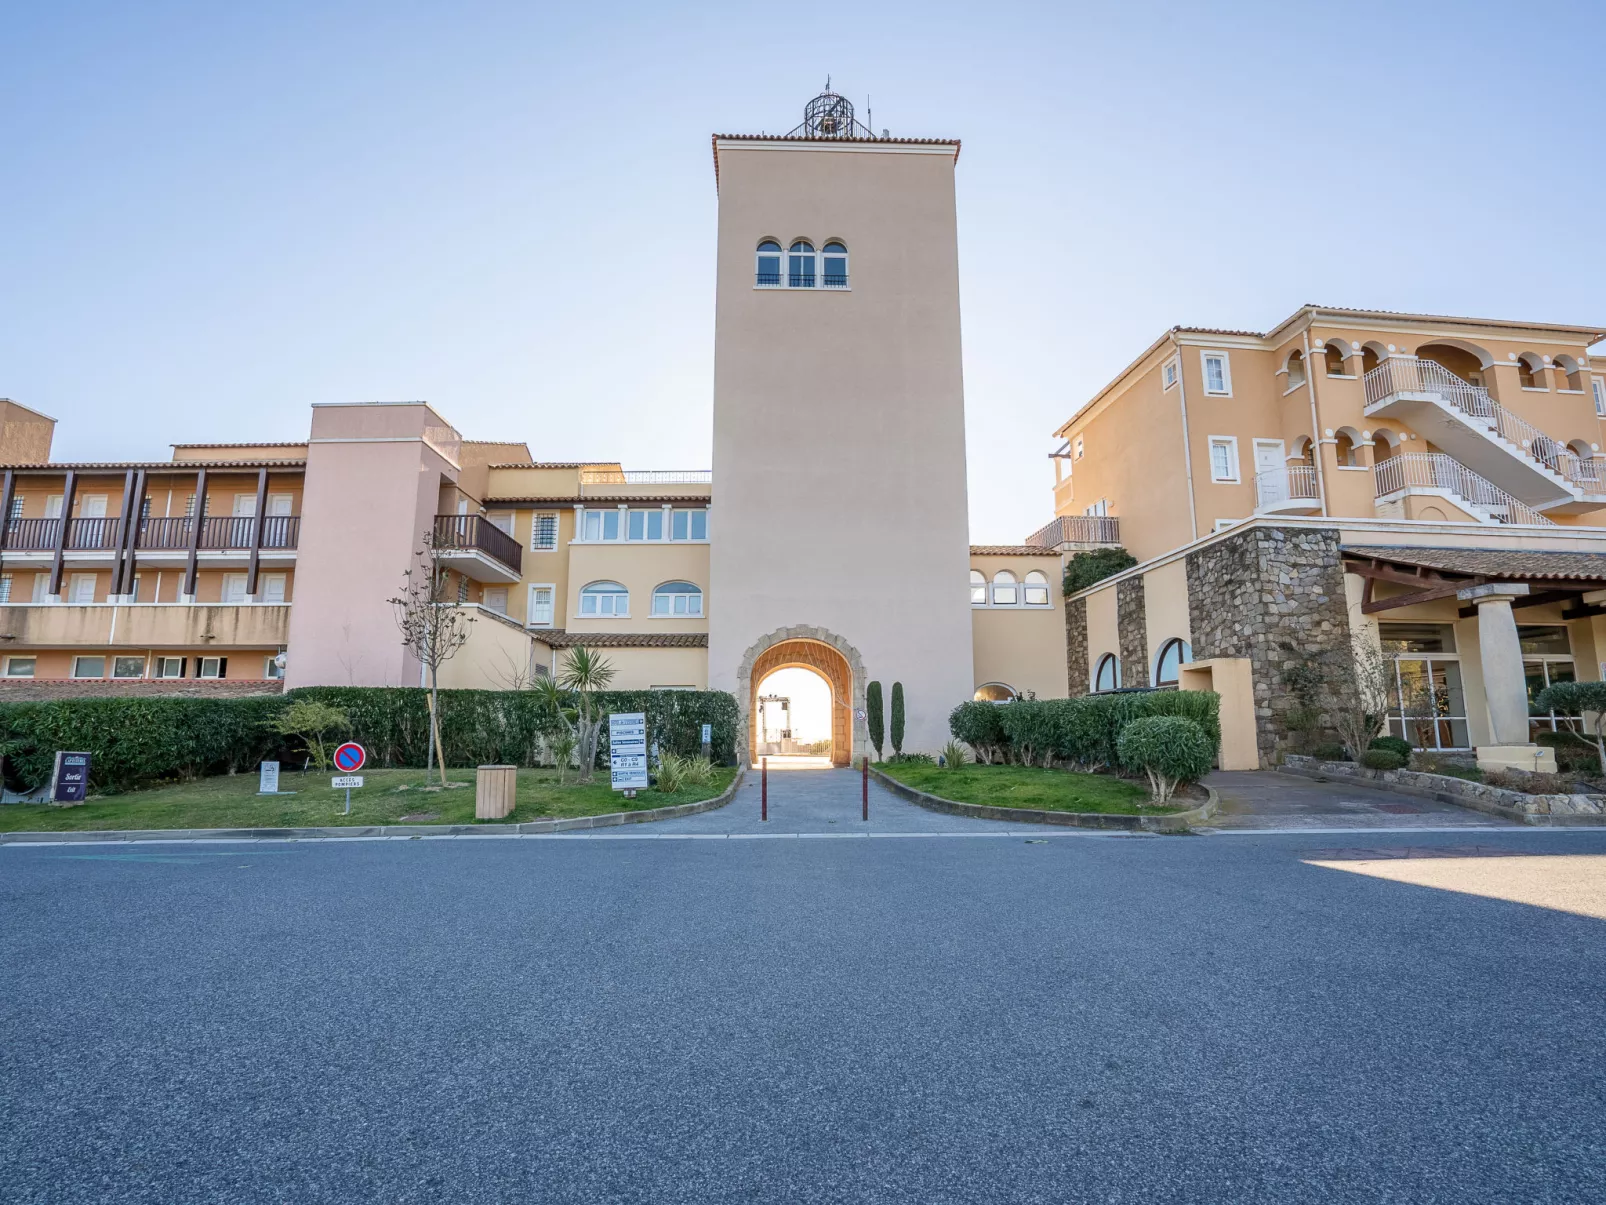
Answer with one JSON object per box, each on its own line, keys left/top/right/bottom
{"left": 476, "top": 764, "right": 517, "bottom": 820}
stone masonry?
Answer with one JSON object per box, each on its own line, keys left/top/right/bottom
{"left": 1065, "top": 597, "right": 1089, "bottom": 697}
{"left": 1117, "top": 577, "right": 1148, "bottom": 688}
{"left": 1185, "top": 526, "right": 1355, "bottom": 767}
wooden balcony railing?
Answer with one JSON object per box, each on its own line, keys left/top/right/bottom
{"left": 433, "top": 514, "right": 523, "bottom": 573}
{"left": 3, "top": 518, "right": 62, "bottom": 551}
{"left": 132, "top": 515, "right": 300, "bottom": 551}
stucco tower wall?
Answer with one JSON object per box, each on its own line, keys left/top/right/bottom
{"left": 285, "top": 404, "right": 460, "bottom": 688}
{"left": 708, "top": 141, "right": 974, "bottom": 753}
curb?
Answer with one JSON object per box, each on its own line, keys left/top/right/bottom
{"left": 0, "top": 770, "right": 745, "bottom": 845}
{"left": 868, "top": 766, "right": 1217, "bottom": 832}
{"left": 1277, "top": 759, "right": 1606, "bottom": 828}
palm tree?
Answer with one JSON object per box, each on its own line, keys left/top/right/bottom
{"left": 531, "top": 647, "right": 615, "bottom": 784}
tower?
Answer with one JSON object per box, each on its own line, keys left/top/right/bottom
{"left": 708, "top": 91, "right": 974, "bottom": 761}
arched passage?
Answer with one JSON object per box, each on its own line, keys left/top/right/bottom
{"left": 737, "top": 627, "right": 865, "bottom": 768}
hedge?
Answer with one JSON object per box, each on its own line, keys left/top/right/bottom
{"left": 948, "top": 690, "right": 1220, "bottom": 769}
{"left": 0, "top": 687, "right": 739, "bottom": 796}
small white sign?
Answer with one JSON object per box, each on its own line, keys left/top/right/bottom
{"left": 259, "top": 761, "right": 280, "bottom": 794}
{"left": 331, "top": 775, "right": 364, "bottom": 789}
{"left": 701, "top": 723, "right": 712, "bottom": 744}
{"left": 609, "top": 712, "right": 649, "bottom": 791}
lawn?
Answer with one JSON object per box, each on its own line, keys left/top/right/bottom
{"left": 0, "top": 766, "right": 737, "bottom": 833}
{"left": 875, "top": 762, "right": 1172, "bottom": 815}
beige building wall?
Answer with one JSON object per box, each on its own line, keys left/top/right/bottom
{"left": 1085, "top": 583, "right": 1119, "bottom": 691}
{"left": 564, "top": 542, "right": 709, "bottom": 636}
{"left": 1142, "top": 558, "right": 1191, "bottom": 667}
{"left": 597, "top": 646, "right": 709, "bottom": 691}
{"left": 708, "top": 138, "right": 974, "bottom": 754}
{"left": 969, "top": 552, "right": 1066, "bottom": 699}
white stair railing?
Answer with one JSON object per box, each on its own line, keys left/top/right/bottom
{"left": 1254, "top": 464, "right": 1319, "bottom": 508}
{"left": 1373, "top": 453, "right": 1554, "bottom": 525}
{"left": 1364, "top": 357, "right": 1600, "bottom": 492}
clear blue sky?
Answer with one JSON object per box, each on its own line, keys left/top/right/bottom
{"left": 3, "top": 0, "right": 1601, "bottom": 542}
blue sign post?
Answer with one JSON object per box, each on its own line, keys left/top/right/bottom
{"left": 332, "top": 743, "right": 367, "bottom": 813}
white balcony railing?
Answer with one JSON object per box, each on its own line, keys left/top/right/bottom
{"left": 1024, "top": 515, "right": 1121, "bottom": 547}
{"left": 1374, "top": 453, "right": 1553, "bottom": 526}
{"left": 1363, "top": 357, "right": 1603, "bottom": 492}
{"left": 578, "top": 469, "right": 711, "bottom": 486}
{"left": 1254, "top": 464, "right": 1320, "bottom": 509}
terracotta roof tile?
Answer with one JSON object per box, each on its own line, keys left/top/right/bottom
{"left": 534, "top": 631, "right": 708, "bottom": 649}
{"left": 970, "top": 545, "right": 1063, "bottom": 557}
{"left": 1343, "top": 545, "right": 1606, "bottom": 582}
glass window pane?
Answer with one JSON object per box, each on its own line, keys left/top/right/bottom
{"left": 628, "top": 510, "right": 645, "bottom": 541}
{"left": 672, "top": 511, "right": 689, "bottom": 540}
{"left": 653, "top": 594, "right": 668, "bottom": 616}
{"left": 1379, "top": 623, "right": 1455, "bottom": 654}
{"left": 690, "top": 511, "right": 707, "bottom": 540}
{"left": 113, "top": 656, "right": 144, "bottom": 679}
{"left": 1517, "top": 625, "right": 1570, "bottom": 655}
{"left": 583, "top": 511, "right": 601, "bottom": 541}
{"left": 647, "top": 510, "right": 663, "bottom": 540}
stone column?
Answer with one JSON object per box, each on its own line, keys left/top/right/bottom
{"left": 1459, "top": 583, "right": 1556, "bottom": 772}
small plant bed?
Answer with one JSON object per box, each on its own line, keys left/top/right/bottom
{"left": 0, "top": 766, "right": 737, "bottom": 834}
{"left": 874, "top": 762, "right": 1176, "bottom": 815}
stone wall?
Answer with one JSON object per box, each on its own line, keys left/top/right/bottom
{"left": 0, "top": 679, "right": 286, "bottom": 702}
{"left": 1116, "top": 578, "right": 1148, "bottom": 688}
{"left": 1185, "top": 526, "right": 1354, "bottom": 766}
{"left": 1065, "top": 597, "right": 1089, "bottom": 697}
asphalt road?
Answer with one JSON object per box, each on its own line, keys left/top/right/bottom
{"left": 3, "top": 827, "right": 1605, "bottom": 1204}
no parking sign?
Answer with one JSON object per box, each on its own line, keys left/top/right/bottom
{"left": 333, "top": 743, "right": 367, "bottom": 773}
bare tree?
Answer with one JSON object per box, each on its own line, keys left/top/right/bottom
{"left": 1332, "top": 632, "right": 1395, "bottom": 760}
{"left": 389, "top": 532, "right": 475, "bottom": 785}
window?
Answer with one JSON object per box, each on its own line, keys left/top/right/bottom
{"left": 532, "top": 513, "right": 558, "bottom": 551}
{"left": 457, "top": 575, "right": 469, "bottom": 604}
{"left": 486, "top": 512, "right": 514, "bottom": 536}
{"left": 232, "top": 494, "right": 256, "bottom": 517}
{"left": 7, "top": 496, "right": 21, "bottom": 521}
{"left": 1023, "top": 571, "right": 1051, "bottom": 606}
{"left": 267, "top": 494, "right": 293, "bottom": 517}
{"left": 821, "top": 241, "right": 848, "bottom": 288}
{"left": 67, "top": 573, "right": 96, "bottom": 604}
{"left": 1154, "top": 638, "right": 1191, "bottom": 687}
{"left": 482, "top": 587, "right": 508, "bottom": 615}
{"left": 80, "top": 494, "right": 108, "bottom": 519}
{"left": 990, "top": 571, "right": 1018, "bottom": 606}
{"left": 129, "top": 573, "right": 144, "bottom": 602}
{"left": 969, "top": 570, "right": 986, "bottom": 605}
{"left": 198, "top": 657, "right": 225, "bottom": 680}
{"left": 1524, "top": 626, "right": 1577, "bottom": 737}
{"left": 973, "top": 683, "right": 1015, "bottom": 703}
{"left": 1285, "top": 349, "right": 1306, "bottom": 388}
{"left": 670, "top": 509, "right": 708, "bottom": 540}
{"left": 1208, "top": 436, "right": 1239, "bottom": 483}
{"left": 265, "top": 655, "right": 284, "bottom": 681}
{"left": 788, "top": 240, "right": 815, "bottom": 288}
{"left": 112, "top": 656, "right": 145, "bottom": 679}
{"left": 1084, "top": 499, "right": 1109, "bottom": 518}
{"left": 1094, "top": 653, "right": 1121, "bottom": 692}
{"left": 260, "top": 573, "right": 287, "bottom": 604}
{"left": 5, "top": 657, "right": 36, "bottom": 678}
{"left": 628, "top": 508, "right": 665, "bottom": 541}
{"left": 31, "top": 574, "right": 49, "bottom": 603}
{"left": 581, "top": 508, "right": 622, "bottom": 542}
{"left": 651, "top": 581, "right": 704, "bottom": 616}
{"left": 1518, "top": 354, "right": 1544, "bottom": 389}
{"left": 156, "top": 657, "right": 186, "bottom": 679}
{"left": 1162, "top": 359, "right": 1179, "bottom": 390}
{"left": 221, "top": 573, "right": 248, "bottom": 604}
{"left": 1379, "top": 622, "right": 1468, "bottom": 750}
{"left": 44, "top": 495, "right": 63, "bottom": 519}
{"left": 1324, "top": 343, "right": 1349, "bottom": 376}
{"left": 579, "top": 581, "right": 628, "bottom": 617}
{"left": 1201, "top": 352, "right": 1232, "bottom": 395}
{"left": 0, "top": 574, "right": 9, "bottom": 604}
{"left": 755, "top": 239, "right": 782, "bottom": 287}
{"left": 71, "top": 656, "right": 105, "bottom": 679}
{"left": 1594, "top": 379, "right": 1606, "bottom": 417}
{"left": 528, "top": 584, "right": 555, "bottom": 628}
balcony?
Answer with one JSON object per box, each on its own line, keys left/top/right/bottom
{"left": 1374, "top": 453, "right": 1553, "bottom": 526}
{"left": 0, "top": 515, "right": 301, "bottom": 555}
{"left": 0, "top": 603, "right": 291, "bottom": 648}
{"left": 1363, "top": 357, "right": 1601, "bottom": 512}
{"left": 578, "top": 469, "right": 712, "bottom": 486}
{"left": 1024, "top": 515, "right": 1121, "bottom": 551}
{"left": 1254, "top": 465, "right": 1322, "bottom": 515}
{"left": 432, "top": 515, "right": 523, "bottom": 583}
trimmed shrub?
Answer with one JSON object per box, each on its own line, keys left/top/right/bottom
{"left": 1367, "top": 735, "right": 1412, "bottom": 760}
{"left": 1359, "top": 749, "right": 1407, "bottom": 771}
{"left": 1116, "top": 715, "right": 1214, "bottom": 803}
{"left": 947, "top": 689, "right": 1221, "bottom": 772}
{"left": 995, "top": 698, "right": 1059, "bottom": 766}
{"left": 885, "top": 751, "right": 934, "bottom": 765}
{"left": 1062, "top": 547, "right": 1138, "bottom": 596}
{"left": 1309, "top": 742, "right": 1348, "bottom": 762}
{"left": 948, "top": 701, "right": 1008, "bottom": 764}
{"left": 890, "top": 682, "right": 905, "bottom": 756}
{"left": 866, "top": 681, "right": 884, "bottom": 759}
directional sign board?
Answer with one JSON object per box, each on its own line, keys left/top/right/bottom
{"left": 52, "top": 751, "right": 92, "bottom": 803}
{"left": 609, "top": 712, "right": 648, "bottom": 792}
{"left": 258, "top": 761, "right": 281, "bottom": 794}
{"left": 333, "top": 742, "right": 367, "bottom": 773}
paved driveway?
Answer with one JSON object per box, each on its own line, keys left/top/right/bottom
{"left": 4, "top": 827, "right": 1604, "bottom": 1203}
{"left": 1207, "top": 769, "right": 1517, "bottom": 830}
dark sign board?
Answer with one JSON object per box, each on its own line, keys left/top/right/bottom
{"left": 53, "top": 751, "right": 92, "bottom": 803}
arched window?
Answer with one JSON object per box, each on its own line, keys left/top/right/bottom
{"left": 1518, "top": 353, "right": 1545, "bottom": 389}
{"left": 1324, "top": 342, "right": 1350, "bottom": 376}
{"left": 755, "top": 239, "right": 782, "bottom": 287}
{"left": 1286, "top": 349, "right": 1307, "bottom": 387}
{"left": 1361, "top": 344, "right": 1384, "bottom": 375}
{"left": 991, "top": 570, "right": 1018, "bottom": 606}
{"left": 1555, "top": 355, "right": 1585, "bottom": 392}
{"left": 1334, "top": 427, "right": 1362, "bottom": 467}
{"left": 788, "top": 240, "right": 816, "bottom": 288}
{"left": 651, "top": 581, "right": 703, "bottom": 617}
{"left": 578, "top": 581, "right": 628, "bottom": 617}
{"left": 1094, "top": 653, "right": 1121, "bottom": 692}
{"left": 821, "top": 241, "right": 848, "bottom": 288}
{"left": 1154, "top": 638, "right": 1192, "bottom": 687}
{"left": 974, "top": 683, "right": 1015, "bottom": 703}
{"left": 1023, "top": 571, "right": 1051, "bottom": 606}
{"left": 969, "top": 570, "right": 986, "bottom": 605}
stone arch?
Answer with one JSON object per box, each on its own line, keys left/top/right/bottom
{"left": 737, "top": 626, "right": 866, "bottom": 767}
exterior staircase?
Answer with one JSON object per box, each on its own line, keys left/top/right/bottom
{"left": 1374, "top": 453, "right": 1554, "bottom": 526}
{"left": 1363, "top": 357, "right": 1606, "bottom": 514}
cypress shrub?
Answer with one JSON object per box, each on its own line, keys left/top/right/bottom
{"left": 890, "top": 682, "right": 905, "bottom": 756}
{"left": 866, "top": 681, "right": 884, "bottom": 759}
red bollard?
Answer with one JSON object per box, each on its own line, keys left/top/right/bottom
{"left": 861, "top": 756, "right": 868, "bottom": 821}
{"left": 761, "top": 757, "right": 768, "bottom": 822}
